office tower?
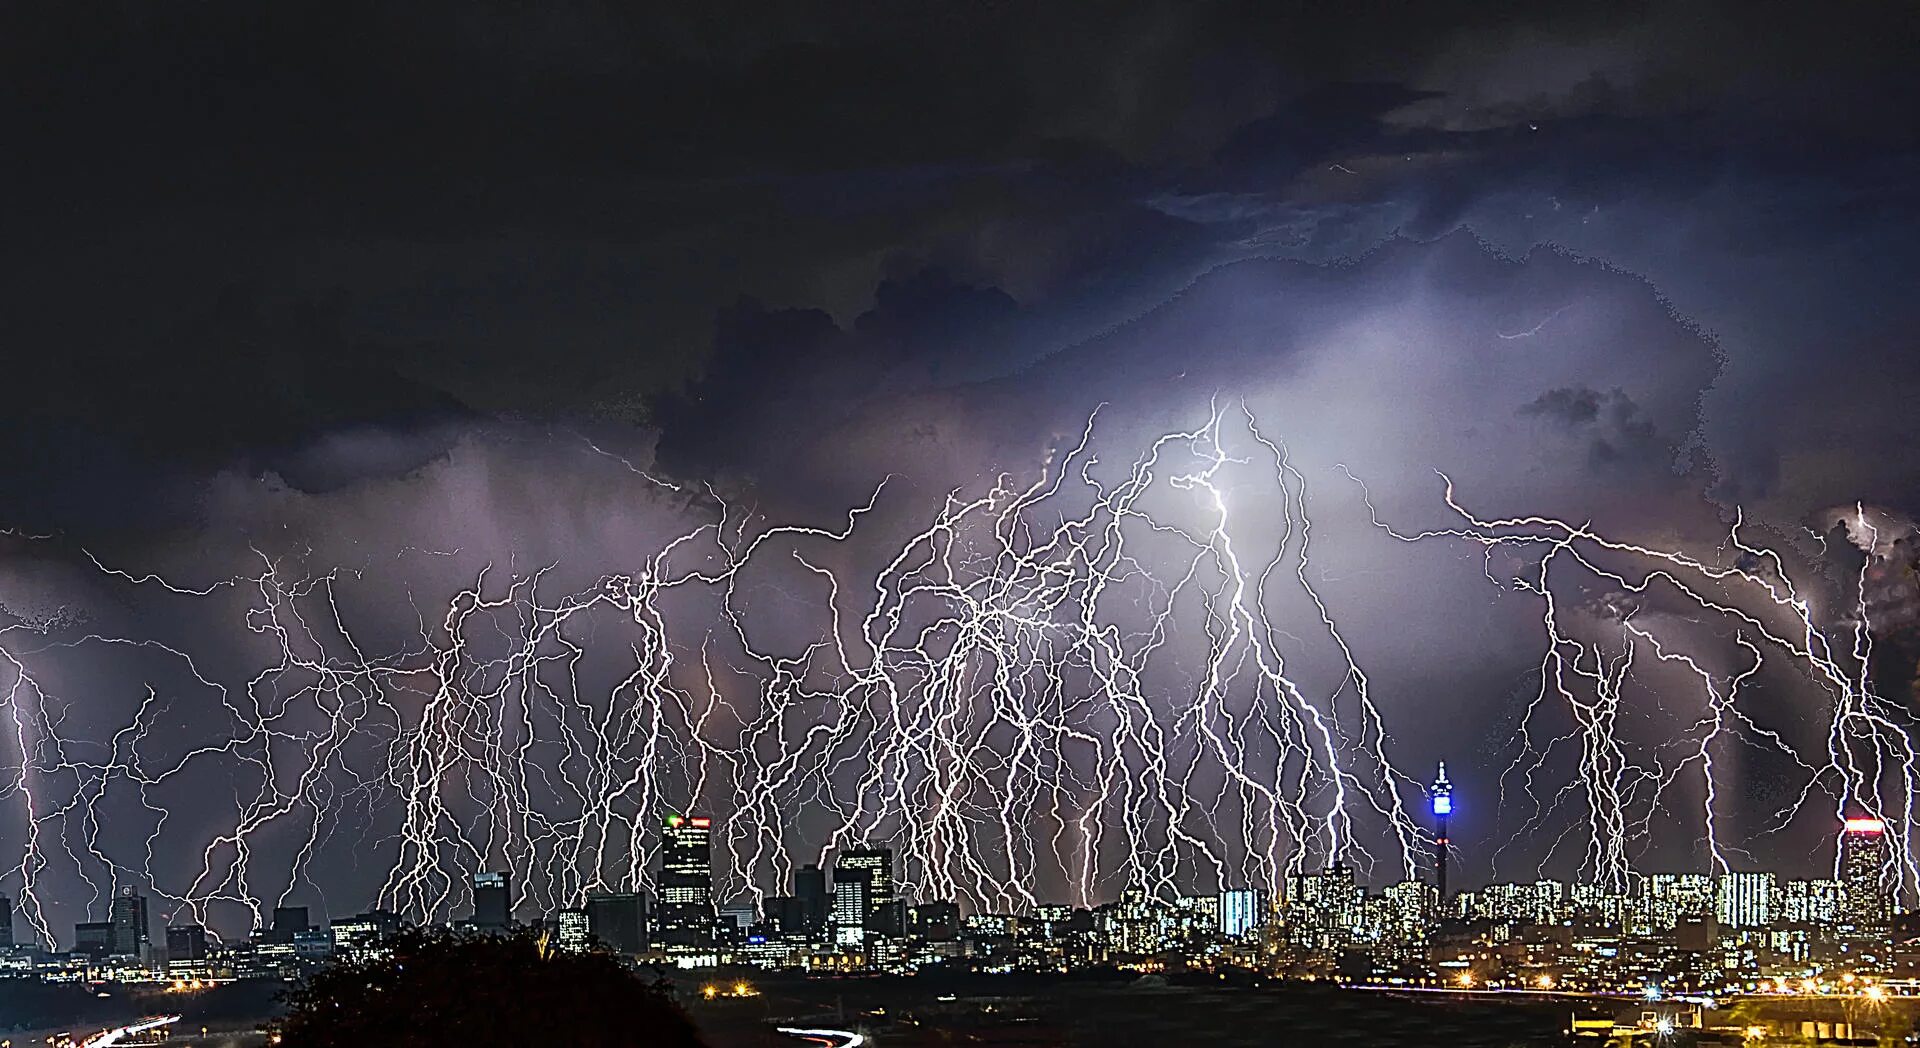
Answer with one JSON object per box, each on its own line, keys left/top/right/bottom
{"left": 832, "top": 876, "right": 869, "bottom": 947}
{"left": 585, "top": 892, "right": 649, "bottom": 954}
{"left": 658, "top": 814, "right": 715, "bottom": 952}
{"left": 271, "top": 906, "right": 311, "bottom": 938}
{"left": 1843, "top": 816, "right": 1891, "bottom": 929}
{"left": 1779, "top": 878, "right": 1843, "bottom": 925}
{"left": 835, "top": 845, "right": 898, "bottom": 937}
{"left": 109, "top": 886, "right": 150, "bottom": 958}
{"left": 555, "top": 909, "right": 590, "bottom": 953}
{"left": 1714, "top": 871, "right": 1776, "bottom": 928}
{"left": 1285, "top": 862, "right": 1362, "bottom": 952}
{"left": 75, "top": 921, "right": 114, "bottom": 958}
{"left": 330, "top": 910, "right": 402, "bottom": 963}
{"left": 1431, "top": 762, "right": 1452, "bottom": 908}
{"left": 166, "top": 925, "right": 208, "bottom": 966}
{"left": 1217, "top": 888, "right": 1265, "bottom": 938}
{"left": 795, "top": 863, "right": 828, "bottom": 935}
{"left": 472, "top": 871, "right": 513, "bottom": 930}
{"left": 0, "top": 892, "right": 11, "bottom": 949}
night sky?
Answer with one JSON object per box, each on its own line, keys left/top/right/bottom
{"left": 3, "top": 2, "right": 1919, "bottom": 934}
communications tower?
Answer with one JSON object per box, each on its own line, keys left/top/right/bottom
{"left": 1431, "top": 762, "right": 1452, "bottom": 909}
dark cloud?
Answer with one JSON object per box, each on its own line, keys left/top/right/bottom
{"left": 0, "top": 0, "right": 1917, "bottom": 911}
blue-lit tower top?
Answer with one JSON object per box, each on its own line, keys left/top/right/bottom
{"left": 1432, "top": 761, "right": 1452, "bottom": 817}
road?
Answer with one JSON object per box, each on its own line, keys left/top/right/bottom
{"left": 776, "top": 1026, "right": 866, "bottom": 1047}
{"left": 80, "top": 1015, "right": 181, "bottom": 1048}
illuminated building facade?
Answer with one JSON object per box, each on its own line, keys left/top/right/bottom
{"left": 1217, "top": 888, "right": 1265, "bottom": 939}
{"left": 1715, "top": 871, "right": 1775, "bottom": 928}
{"left": 555, "top": 908, "right": 590, "bottom": 953}
{"left": 834, "top": 846, "right": 898, "bottom": 938}
{"left": 832, "top": 876, "right": 869, "bottom": 947}
{"left": 658, "top": 814, "right": 716, "bottom": 955}
{"left": 330, "top": 910, "right": 402, "bottom": 963}
{"left": 1842, "top": 817, "right": 1890, "bottom": 930}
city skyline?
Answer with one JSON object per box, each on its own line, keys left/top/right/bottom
{"left": 9, "top": 796, "right": 1904, "bottom": 957}
{"left": 3, "top": 7, "right": 1919, "bottom": 1029}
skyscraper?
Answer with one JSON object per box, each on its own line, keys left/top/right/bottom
{"left": 331, "top": 910, "right": 403, "bottom": 963}
{"left": 1431, "top": 762, "right": 1452, "bottom": 908}
{"left": 1842, "top": 816, "right": 1890, "bottom": 929}
{"left": 658, "top": 814, "right": 715, "bottom": 953}
{"left": 0, "top": 892, "right": 11, "bottom": 949}
{"left": 585, "top": 892, "right": 649, "bottom": 954}
{"left": 795, "top": 863, "right": 828, "bottom": 936}
{"left": 1217, "top": 888, "right": 1265, "bottom": 939}
{"left": 75, "top": 921, "right": 114, "bottom": 958}
{"left": 472, "top": 871, "right": 513, "bottom": 930}
{"left": 835, "top": 845, "right": 897, "bottom": 937}
{"left": 1714, "top": 871, "right": 1776, "bottom": 928}
{"left": 555, "top": 909, "right": 590, "bottom": 953}
{"left": 166, "top": 924, "right": 208, "bottom": 971}
{"left": 109, "top": 886, "right": 150, "bottom": 959}
{"left": 832, "top": 876, "right": 869, "bottom": 947}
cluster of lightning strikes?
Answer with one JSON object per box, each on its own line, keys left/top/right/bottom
{"left": 0, "top": 404, "right": 1909, "bottom": 946}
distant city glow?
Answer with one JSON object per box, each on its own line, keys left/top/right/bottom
{"left": 1843, "top": 818, "right": 1886, "bottom": 834}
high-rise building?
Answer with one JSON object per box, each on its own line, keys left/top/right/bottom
{"left": 0, "top": 892, "right": 12, "bottom": 949}
{"left": 1842, "top": 817, "right": 1891, "bottom": 929}
{"left": 834, "top": 845, "right": 898, "bottom": 938}
{"left": 585, "top": 892, "right": 649, "bottom": 954}
{"left": 1637, "top": 874, "right": 1713, "bottom": 932}
{"left": 555, "top": 909, "right": 591, "bottom": 953}
{"left": 109, "top": 887, "right": 150, "bottom": 959}
{"left": 1714, "top": 871, "right": 1775, "bottom": 928}
{"left": 832, "top": 876, "right": 869, "bottom": 947}
{"left": 272, "top": 906, "right": 311, "bottom": 938}
{"left": 1217, "top": 888, "right": 1265, "bottom": 939}
{"left": 1286, "top": 862, "right": 1363, "bottom": 951}
{"left": 472, "top": 871, "right": 513, "bottom": 930}
{"left": 166, "top": 924, "right": 208, "bottom": 973}
{"left": 795, "top": 864, "right": 828, "bottom": 935}
{"left": 74, "top": 921, "right": 113, "bottom": 958}
{"left": 658, "top": 814, "right": 715, "bottom": 954}
{"left": 1779, "top": 878, "right": 1843, "bottom": 925}
{"left": 1431, "top": 762, "right": 1453, "bottom": 909}
{"left": 330, "top": 910, "right": 402, "bottom": 963}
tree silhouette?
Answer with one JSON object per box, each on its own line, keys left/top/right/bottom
{"left": 276, "top": 927, "right": 706, "bottom": 1048}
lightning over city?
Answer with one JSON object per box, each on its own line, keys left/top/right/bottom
{"left": 2, "top": 2, "right": 1917, "bottom": 1045}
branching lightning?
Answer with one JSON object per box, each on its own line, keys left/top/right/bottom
{"left": 0, "top": 406, "right": 1912, "bottom": 942}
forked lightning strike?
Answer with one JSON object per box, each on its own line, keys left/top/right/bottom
{"left": 0, "top": 407, "right": 1910, "bottom": 942}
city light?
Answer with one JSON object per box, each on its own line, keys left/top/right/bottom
{"left": 1843, "top": 818, "right": 1886, "bottom": 834}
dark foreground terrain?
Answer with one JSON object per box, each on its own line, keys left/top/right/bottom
{"left": 682, "top": 972, "right": 1583, "bottom": 1047}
